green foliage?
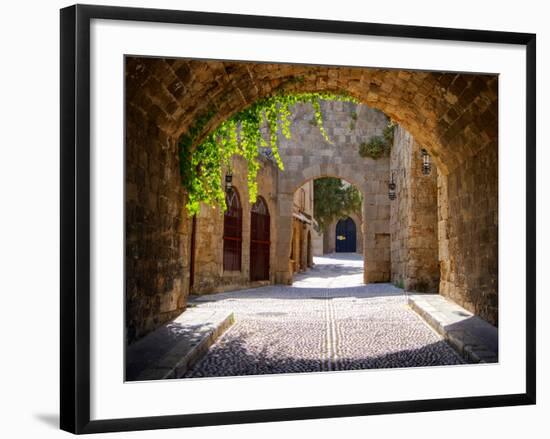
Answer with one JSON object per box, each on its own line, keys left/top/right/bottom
{"left": 359, "top": 136, "right": 388, "bottom": 159}
{"left": 358, "top": 119, "right": 396, "bottom": 159}
{"left": 395, "top": 279, "right": 405, "bottom": 290}
{"left": 382, "top": 120, "right": 396, "bottom": 144}
{"left": 179, "top": 91, "right": 357, "bottom": 215}
{"left": 313, "top": 178, "right": 362, "bottom": 232}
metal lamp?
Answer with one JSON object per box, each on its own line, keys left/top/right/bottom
{"left": 421, "top": 148, "right": 431, "bottom": 175}
{"left": 225, "top": 172, "right": 233, "bottom": 192}
{"left": 388, "top": 171, "right": 396, "bottom": 200}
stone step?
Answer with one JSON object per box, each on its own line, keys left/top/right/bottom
{"left": 126, "top": 308, "right": 234, "bottom": 381}
{"left": 408, "top": 293, "right": 498, "bottom": 364}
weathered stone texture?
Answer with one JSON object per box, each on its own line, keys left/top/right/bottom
{"left": 125, "top": 103, "right": 190, "bottom": 344}
{"left": 274, "top": 101, "right": 390, "bottom": 283}
{"left": 438, "top": 143, "right": 498, "bottom": 325}
{"left": 312, "top": 227, "right": 324, "bottom": 256}
{"left": 126, "top": 57, "right": 497, "bottom": 175}
{"left": 125, "top": 56, "right": 498, "bottom": 342}
{"left": 390, "top": 126, "right": 439, "bottom": 292}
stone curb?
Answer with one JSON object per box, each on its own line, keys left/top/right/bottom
{"left": 131, "top": 312, "right": 235, "bottom": 381}
{"left": 407, "top": 294, "right": 498, "bottom": 364}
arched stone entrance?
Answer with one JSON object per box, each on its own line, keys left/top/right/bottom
{"left": 126, "top": 58, "right": 497, "bottom": 173}
{"left": 125, "top": 57, "right": 498, "bottom": 341}
{"left": 274, "top": 101, "right": 391, "bottom": 285}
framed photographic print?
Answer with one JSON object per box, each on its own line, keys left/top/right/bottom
{"left": 60, "top": 4, "right": 536, "bottom": 434}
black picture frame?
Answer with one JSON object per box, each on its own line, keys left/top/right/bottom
{"left": 60, "top": 4, "right": 536, "bottom": 434}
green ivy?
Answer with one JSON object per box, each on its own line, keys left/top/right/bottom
{"left": 179, "top": 91, "right": 357, "bottom": 215}
{"left": 313, "top": 178, "right": 362, "bottom": 232}
{"left": 358, "top": 119, "right": 396, "bottom": 159}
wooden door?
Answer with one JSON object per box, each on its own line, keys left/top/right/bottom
{"left": 223, "top": 189, "right": 242, "bottom": 271}
{"left": 250, "top": 197, "right": 270, "bottom": 281}
{"left": 335, "top": 217, "right": 357, "bottom": 252}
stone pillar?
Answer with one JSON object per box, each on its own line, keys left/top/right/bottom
{"left": 274, "top": 192, "right": 294, "bottom": 284}
{"left": 362, "top": 163, "right": 391, "bottom": 283}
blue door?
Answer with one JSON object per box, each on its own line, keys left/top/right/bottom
{"left": 335, "top": 217, "right": 356, "bottom": 252}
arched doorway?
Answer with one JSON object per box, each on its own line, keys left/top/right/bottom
{"left": 125, "top": 56, "right": 500, "bottom": 336}
{"left": 335, "top": 217, "right": 356, "bottom": 253}
{"left": 223, "top": 189, "right": 242, "bottom": 271}
{"left": 250, "top": 197, "right": 270, "bottom": 281}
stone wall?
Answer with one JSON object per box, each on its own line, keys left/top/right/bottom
{"left": 125, "top": 97, "right": 191, "bottom": 344}
{"left": 275, "top": 101, "right": 390, "bottom": 283}
{"left": 390, "top": 126, "right": 439, "bottom": 292}
{"left": 192, "top": 155, "right": 278, "bottom": 294}
{"left": 311, "top": 228, "right": 324, "bottom": 256}
{"left": 438, "top": 143, "right": 498, "bottom": 325}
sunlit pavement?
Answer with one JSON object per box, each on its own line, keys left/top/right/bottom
{"left": 185, "top": 253, "right": 464, "bottom": 378}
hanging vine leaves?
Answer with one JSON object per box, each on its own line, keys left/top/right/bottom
{"left": 358, "top": 119, "right": 396, "bottom": 159}
{"left": 179, "top": 91, "right": 357, "bottom": 215}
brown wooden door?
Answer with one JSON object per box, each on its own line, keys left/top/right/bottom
{"left": 223, "top": 189, "right": 242, "bottom": 271}
{"left": 250, "top": 197, "right": 270, "bottom": 281}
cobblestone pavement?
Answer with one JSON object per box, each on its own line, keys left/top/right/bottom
{"left": 186, "top": 253, "right": 464, "bottom": 378}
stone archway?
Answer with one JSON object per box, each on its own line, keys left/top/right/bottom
{"left": 272, "top": 101, "right": 390, "bottom": 284}
{"left": 126, "top": 58, "right": 497, "bottom": 174}
{"left": 125, "top": 57, "right": 498, "bottom": 341}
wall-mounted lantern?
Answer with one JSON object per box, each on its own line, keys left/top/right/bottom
{"left": 225, "top": 171, "right": 233, "bottom": 192}
{"left": 421, "top": 148, "right": 431, "bottom": 175}
{"left": 388, "top": 171, "right": 396, "bottom": 200}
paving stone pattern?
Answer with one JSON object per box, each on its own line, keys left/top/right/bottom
{"left": 185, "top": 254, "right": 463, "bottom": 378}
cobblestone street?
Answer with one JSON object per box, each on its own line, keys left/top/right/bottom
{"left": 185, "top": 253, "right": 464, "bottom": 378}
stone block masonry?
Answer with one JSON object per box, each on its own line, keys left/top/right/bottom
{"left": 191, "top": 155, "right": 279, "bottom": 295}
{"left": 408, "top": 294, "right": 497, "bottom": 363}
{"left": 390, "top": 126, "right": 439, "bottom": 293}
{"left": 274, "top": 101, "right": 390, "bottom": 284}
{"left": 125, "top": 56, "right": 498, "bottom": 342}
{"left": 438, "top": 143, "right": 498, "bottom": 325}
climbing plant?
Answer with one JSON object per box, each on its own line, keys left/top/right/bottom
{"left": 313, "top": 178, "right": 362, "bottom": 232}
{"left": 358, "top": 119, "right": 396, "bottom": 159}
{"left": 179, "top": 91, "right": 358, "bottom": 215}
